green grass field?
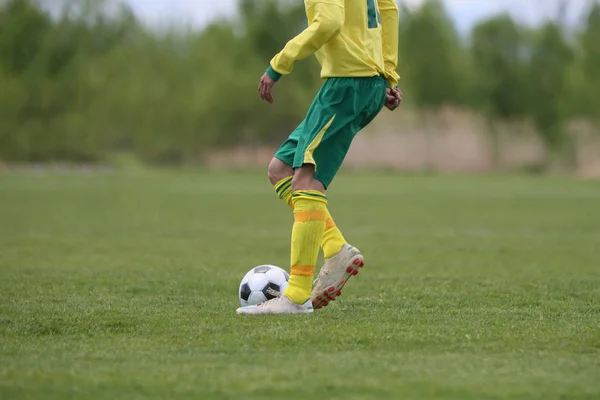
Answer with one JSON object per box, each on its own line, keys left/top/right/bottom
{"left": 1, "top": 169, "right": 599, "bottom": 399}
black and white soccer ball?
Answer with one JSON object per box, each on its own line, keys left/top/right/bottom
{"left": 238, "top": 265, "right": 290, "bottom": 306}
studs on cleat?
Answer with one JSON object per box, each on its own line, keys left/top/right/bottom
{"left": 328, "top": 287, "right": 335, "bottom": 292}
{"left": 351, "top": 269, "right": 359, "bottom": 276}
{"left": 346, "top": 266, "right": 353, "bottom": 273}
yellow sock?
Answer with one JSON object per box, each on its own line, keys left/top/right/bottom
{"left": 274, "top": 176, "right": 294, "bottom": 207}
{"left": 284, "top": 190, "right": 328, "bottom": 304}
{"left": 322, "top": 213, "right": 347, "bottom": 259}
{"left": 274, "top": 177, "right": 346, "bottom": 259}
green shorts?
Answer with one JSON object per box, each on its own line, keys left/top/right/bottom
{"left": 274, "top": 76, "right": 387, "bottom": 188}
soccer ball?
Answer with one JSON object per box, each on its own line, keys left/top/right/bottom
{"left": 239, "top": 265, "right": 289, "bottom": 306}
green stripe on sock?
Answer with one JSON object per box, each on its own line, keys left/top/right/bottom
{"left": 292, "top": 191, "right": 327, "bottom": 200}
{"left": 275, "top": 177, "right": 293, "bottom": 192}
{"left": 277, "top": 182, "right": 292, "bottom": 198}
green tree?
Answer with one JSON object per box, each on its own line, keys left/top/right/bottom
{"left": 579, "top": 2, "right": 600, "bottom": 124}
{"left": 0, "top": 0, "right": 52, "bottom": 75}
{"left": 470, "top": 15, "right": 532, "bottom": 167}
{"left": 470, "top": 15, "right": 531, "bottom": 119}
{"left": 528, "top": 22, "right": 574, "bottom": 153}
{"left": 399, "top": 0, "right": 468, "bottom": 108}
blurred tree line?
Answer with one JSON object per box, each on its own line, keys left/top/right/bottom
{"left": 0, "top": 0, "right": 599, "bottom": 164}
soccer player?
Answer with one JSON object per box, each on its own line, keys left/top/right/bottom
{"left": 237, "top": 0, "right": 402, "bottom": 315}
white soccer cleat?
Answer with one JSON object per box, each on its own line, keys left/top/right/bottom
{"left": 236, "top": 295, "right": 313, "bottom": 315}
{"left": 311, "top": 244, "right": 364, "bottom": 310}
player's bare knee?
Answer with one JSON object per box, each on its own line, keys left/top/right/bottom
{"left": 267, "top": 168, "right": 279, "bottom": 186}
{"left": 267, "top": 158, "right": 293, "bottom": 185}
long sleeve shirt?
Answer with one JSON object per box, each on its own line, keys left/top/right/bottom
{"left": 267, "top": 0, "right": 400, "bottom": 88}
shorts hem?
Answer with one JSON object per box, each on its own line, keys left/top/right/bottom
{"left": 291, "top": 159, "right": 331, "bottom": 189}
{"left": 273, "top": 151, "right": 294, "bottom": 168}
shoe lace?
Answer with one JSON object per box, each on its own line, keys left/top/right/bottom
{"left": 257, "top": 296, "right": 283, "bottom": 307}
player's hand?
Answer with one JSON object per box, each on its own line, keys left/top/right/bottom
{"left": 384, "top": 87, "right": 402, "bottom": 111}
{"left": 258, "top": 73, "right": 276, "bottom": 104}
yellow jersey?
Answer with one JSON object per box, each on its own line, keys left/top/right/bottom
{"left": 267, "top": 0, "right": 400, "bottom": 88}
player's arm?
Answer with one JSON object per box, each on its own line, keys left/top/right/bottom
{"left": 378, "top": 0, "right": 400, "bottom": 89}
{"left": 266, "top": 0, "right": 344, "bottom": 81}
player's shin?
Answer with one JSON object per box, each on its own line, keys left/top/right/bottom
{"left": 284, "top": 191, "right": 327, "bottom": 304}
{"left": 274, "top": 177, "right": 346, "bottom": 259}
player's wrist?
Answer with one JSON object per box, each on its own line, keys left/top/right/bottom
{"left": 266, "top": 65, "right": 282, "bottom": 82}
